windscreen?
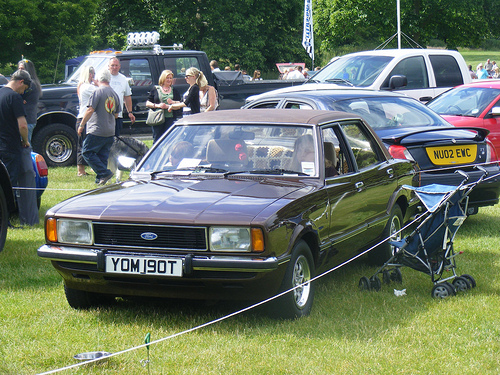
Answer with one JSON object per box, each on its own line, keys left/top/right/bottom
{"left": 138, "top": 124, "right": 317, "bottom": 176}
{"left": 329, "top": 96, "right": 451, "bottom": 129}
{"left": 428, "top": 87, "right": 500, "bottom": 117}
{"left": 66, "top": 56, "right": 112, "bottom": 84}
{"left": 311, "top": 55, "right": 393, "bottom": 87}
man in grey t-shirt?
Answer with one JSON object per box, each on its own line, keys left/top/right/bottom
{"left": 78, "top": 69, "right": 120, "bottom": 185}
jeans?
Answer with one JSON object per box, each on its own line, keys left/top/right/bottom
{"left": 115, "top": 117, "right": 123, "bottom": 137}
{"left": 82, "top": 134, "right": 114, "bottom": 180}
{"left": 0, "top": 150, "right": 21, "bottom": 187}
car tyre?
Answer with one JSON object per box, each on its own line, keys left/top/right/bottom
{"left": 0, "top": 185, "right": 8, "bottom": 252}
{"left": 32, "top": 123, "right": 77, "bottom": 167}
{"left": 368, "top": 204, "right": 403, "bottom": 266}
{"left": 269, "top": 240, "right": 315, "bottom": 319}
{"left": 64, "top": 285, "right": 115, "bottom": 309}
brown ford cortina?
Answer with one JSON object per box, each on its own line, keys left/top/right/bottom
{"left": 38, "top": 109, "right": 418, "bottom": 318}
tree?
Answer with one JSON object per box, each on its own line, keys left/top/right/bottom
{"left": 0, "top": 0, "right": 97, "bottom": 83}
{"left": 314, "top": 0, "right": 490, "bottom": 52}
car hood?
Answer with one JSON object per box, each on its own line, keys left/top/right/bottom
{"left": 49, "top": 177, "right": 311, "bottom": 225}
{"left": 440, "top": 115, "right": 480, "bottom": 127}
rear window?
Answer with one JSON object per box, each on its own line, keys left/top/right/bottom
{"left": 429, "top": 55, "right": 464, "bottom": 87}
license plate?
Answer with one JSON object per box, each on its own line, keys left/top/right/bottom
{"left": 105, "top": 255, "right": 183, "bottom": 277}
{"left": 426, "top": 144, "right": 477, "bottom": 166}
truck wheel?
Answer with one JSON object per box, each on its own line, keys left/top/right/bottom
{"left": 0, "top": 185, "right": 8, "bottom": 252}
{"left": 32, "top": 123, "right": 77, "bottom": 167}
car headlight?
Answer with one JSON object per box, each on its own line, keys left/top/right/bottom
{"left": 210, "top": 227, "right": 264, "bottom": 252}
{"left": 47, "top": 218, "right": 93, "bottom": 245}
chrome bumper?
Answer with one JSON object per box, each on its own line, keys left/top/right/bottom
{"left": 37, "top": 244, "right": 280, "bottom": 273}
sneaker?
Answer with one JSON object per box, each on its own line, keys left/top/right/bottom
{"left": 97, "top": 172, "right": 113, "bottom": 186}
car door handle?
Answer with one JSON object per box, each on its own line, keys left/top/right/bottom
{"left": 355, "top": 181, "right": 364, "bottom": 191}
{"left": 387, "top": 168, "right": 394, "bottom": 178}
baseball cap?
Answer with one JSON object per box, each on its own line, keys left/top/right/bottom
{"left": 11, "top": 69, "right": 32, "bottom": 86}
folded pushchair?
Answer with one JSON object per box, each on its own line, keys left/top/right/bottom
{"left": 360, "top": 169, "right": 488, "bottom": 298}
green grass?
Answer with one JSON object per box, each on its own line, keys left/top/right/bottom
{"left": 1, "top": 166, "right": 500, "bottom": 374}
{"left": 458, "top": 49, "right": 500, "bottom": 71}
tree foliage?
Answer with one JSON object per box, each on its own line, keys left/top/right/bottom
{"left": 1, "top": 0, "right": 500, "bottom": 83}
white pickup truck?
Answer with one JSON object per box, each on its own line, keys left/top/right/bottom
{"left": 248, "top": 49, "right": 471, "bottom": 103}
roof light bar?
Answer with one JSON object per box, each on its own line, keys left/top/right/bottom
{"left": 127, "top": 32, "right": 160, "bottom": 47}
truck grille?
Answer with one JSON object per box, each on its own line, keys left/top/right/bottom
{"left": 93, "top": 223, "right": 208, "bottom": 251}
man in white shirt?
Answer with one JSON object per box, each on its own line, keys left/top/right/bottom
{"left": 287, "top": 66, "right": 306, "bottom": 80}
{"left": 108, "top": 57, "right": 135, "bottom": 136}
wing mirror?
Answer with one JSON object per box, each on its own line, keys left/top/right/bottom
{"left": 388, "top": 75, "right": 407, "bottom": 90}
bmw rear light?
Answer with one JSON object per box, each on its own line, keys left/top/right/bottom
{"left": 388, "top": 145, "right": 415, "bottom": 161}
{"left": 485, "top": 139, "right": 498, "bottom": 163}
{"left": 35, "top": 154, "right": 48, "bottom": 177}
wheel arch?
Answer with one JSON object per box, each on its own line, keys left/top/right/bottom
{"left": 0, "top": 161, "right": 17, "bottom": 213}
{"left": 288, "top": 226, "right": 320, "bottom": 270}
{"left": 34, "top": 111, "right": 77, "bottom": 138}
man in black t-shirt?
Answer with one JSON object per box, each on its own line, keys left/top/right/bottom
{"left": 0, "top": 70, "right": 31, "bottom": 186}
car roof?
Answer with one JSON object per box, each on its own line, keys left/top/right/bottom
{"left": 342, "top": 48, "right": 463, "bottom": 58}
{"left": 455, "top": 79, "right": 500, "bottom": 89}
{"left": 176, "top": 109, "right": 362, "bottom": 127}
{"left": 249, "top": 88, "right": 412, "bottom": 102}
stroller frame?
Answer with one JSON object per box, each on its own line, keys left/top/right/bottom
{"left": 360, "top": 169, "right": 489, "bottom": 298}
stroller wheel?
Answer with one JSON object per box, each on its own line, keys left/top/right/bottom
{"left": 382, "top": 270, "right": 391, "bottom": 284}
{"left": 431, "top": 282, "right": 456, "bottom": 299}
{"left": 390, "top": 268, "right": 403, "bottom": 283}
{"left": 461, "top": 274, "right": 476, "bottom": 288}
{"left": 453, "top": 276, "right": 471, "bottom": 292}
{"left": 359, "top": 276, "right": 371, "bottom": 291}
{"left": 370, "top": 276, "right": 382, "bottom": 291}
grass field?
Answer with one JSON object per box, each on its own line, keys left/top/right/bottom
{"left": 459, "top": 49, "right": 500, "bottom": 71}
{"left": 1, "top": 162, "right": 500, "bottom": 374}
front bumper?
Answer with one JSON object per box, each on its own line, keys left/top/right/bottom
{"left": 38, "top": 244, "right": 285, "bottom": 300}
{"left": 37, "top": 245, "right": 280, "bottom": 273}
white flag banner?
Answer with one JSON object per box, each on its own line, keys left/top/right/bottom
{"left": 302, "top": 0, "right": 314, "bottom": 60}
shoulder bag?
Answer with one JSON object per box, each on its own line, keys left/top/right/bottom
{"left": 146, "top": 86, "right": 165, "bottom": 126}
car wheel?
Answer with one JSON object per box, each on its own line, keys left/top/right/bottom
{"left": 269, "top": 240, "right": 315, "bottom": 319}
{"left": 0, "top": 185, "right": 8, "bottom": 252}
{"left": 368, "top": 204, "right": 403, "bottom": 265}
{"left": 32, "top": 123, "right": 77, "bottom": 167}
{"left": 64, "top": 285, "right": 115, "bottom": 309}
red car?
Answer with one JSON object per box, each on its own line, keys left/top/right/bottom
{"left": 427, "top": 80, "right": 500, "bottom": 156}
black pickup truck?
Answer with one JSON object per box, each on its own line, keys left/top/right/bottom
{"left": 34, "top": 46, "right": 304, "bottom": 167}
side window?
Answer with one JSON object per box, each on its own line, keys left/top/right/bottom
{"left": 250, "top": 101, "right": 280, "bottom": 109}
{"left": 284, "top": 101, "right": 314, "bottom": 110}
{"left": 321, "top": 127, "right": 345, "bottom": 177}
{"left": 340, "top": 122, "right": 382, "bottom": 170}
{"left": 163, "top": 57, "right": 201, "bottom": 85}
{"left": 119, "top": 59, "right": 153, "bottom": 86}
{"left": 429, "top": 55, "right": 464, "bottom": 87}
{"left": 383, "top": 56, "right": 429, "bottom": 90}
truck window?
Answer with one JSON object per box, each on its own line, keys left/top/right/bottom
{"left": 163, "top": 57, "right": 201, "bottom": 86}
{"left": 383, "top": 56, "right": 429, "bottom": 90}
{"left": 429, "top": 55, "right": 464, "bottom": 88}
{"left": 119, "top": 58, "right": 153, "bottom": 87}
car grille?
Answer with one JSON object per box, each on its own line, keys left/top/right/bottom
{"left": 93, "top": 223, "right": 208, "bottom": 251}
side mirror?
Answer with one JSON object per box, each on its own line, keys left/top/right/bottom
{"left": 490, "top": 106, "right": 500, "bottom": 116}
{"left": 126, "top": 77, "right": 135, "bottom": 87}
{"left": 388, "top": 75, "right": 407, "bottom": 89}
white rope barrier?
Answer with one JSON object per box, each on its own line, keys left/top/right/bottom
{"left": 35, "top": 215, "right": 420, "bottom": 375}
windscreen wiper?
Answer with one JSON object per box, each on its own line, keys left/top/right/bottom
{"left": 224, "top": 169, "right": 309, "bottom": 177}
{"left": 324, "top": 78, "right": 354, "bottom": 86}
{"left": 151, "top": 166, "right": 228, "bottom": 179}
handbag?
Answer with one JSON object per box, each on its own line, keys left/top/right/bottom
{"left": 146, "top": 86, "right": 166, "bottom": 126}
{"left": 146, "top": 108, "right": 165, "bottom": 126}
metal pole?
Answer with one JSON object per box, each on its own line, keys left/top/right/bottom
{"left": 397, "top": 0, "right": 401, "bottom": 49}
